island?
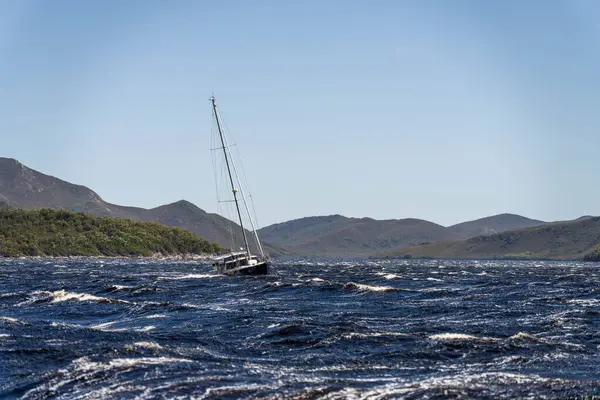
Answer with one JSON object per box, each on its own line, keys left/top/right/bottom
{"left": 0, "top": 208, "right": 226, "bottom": 257}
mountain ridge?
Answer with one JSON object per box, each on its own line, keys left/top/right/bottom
{"left": 447, "top": 213, "right": 547, "bottom": 238}
{"left": 258, "top": 212, "right": 586, "bottom": 258}
{"left": 373, "top": 216, "right": 600, "bottom": 260}
{"left": 2, "top": 157, "right": 589, "bottom": 259}
{"left": 0, "top": 157, "right": 286, "bottom": 256}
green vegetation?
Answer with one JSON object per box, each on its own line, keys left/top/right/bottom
{"left": 583, "top": 244, "right": 600, "bottom": 261}
{"left": 0, "top": 208, "right": 226, "bottom": 257}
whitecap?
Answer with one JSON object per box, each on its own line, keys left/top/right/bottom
{"left": 135, "top": 325, "right": 156, "bottom": 332}
{"left": 508, "top": 332, "right": 545, "bottom": 343}
{"left": 159, "top": 274, "right": 217, "bottom": 280}
{"left": 429, "top": 333, "right": 500, "bottom": 342}
{"left": 345, "top": 282, "right": 402, "bottom": 292}
{"left": 33, "top": 290, "right": 130, "bottom": 304}
{"left": 144, "top": 314, "right": 167, "bottom": 319}
{"left": 0, "top": 316, "right": 22, "bottom": 324}
{"left": 126, "top": 341, "right": 163, "bottom": 350}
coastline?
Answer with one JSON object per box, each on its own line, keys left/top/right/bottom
{"left": 0, "top": 253, "right": 217, "bottom": 262}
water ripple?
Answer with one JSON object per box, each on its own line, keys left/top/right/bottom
{"left": 1, "top": 258, "right": 600, "bottom": 398}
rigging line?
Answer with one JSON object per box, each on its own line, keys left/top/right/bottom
{"left": 211, "top": 118, "right": 225, "bottom": 241}
{"left": 227, "top": 126, "right": 265, "bottom": 256}
{"left": 234, "top": 143, "right": 262, "bottom": 230}
{"left": 211, "top": 109, "right": 235, "bottom": 252}
{"left": 210, "top": 144, "right": 236, "bottom": 151}
{"left": 212, "top": 97, "right": 249, "bottom": 254}
{"left": 226, "top": 134, "right": 265, "bottom": 258}
{"left": 221, "top": 159, "right": 236, "bottom": 252}
{"left": 211, "top": 98, "right": 264, "bottom": 257}
{"left": 217, "top": 106, "right": 237, "bottom": 147}
{"left": 218, "top": 199, "right": 251, "bottom": 204}
{"left": 220, "top": 109, "right": 265, "bottom": 257}
{"left": 217, "top": 194, "right": 253, "bottom": 203}
{"left": 249, "top": 193, "right": 261, "bottom": 232}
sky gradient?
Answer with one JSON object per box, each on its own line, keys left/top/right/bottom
{"left": 1, "top": 0, "right": 599, "bottom": 227}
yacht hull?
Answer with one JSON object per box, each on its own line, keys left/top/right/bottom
{"left": 218, "top": 261, "right": 269, "bottom": 276}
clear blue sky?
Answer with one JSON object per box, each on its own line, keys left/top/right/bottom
{"left": 1, "top": 0, "right": 599, "bottom": 227}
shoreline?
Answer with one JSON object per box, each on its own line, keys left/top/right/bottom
{"left": 1, "top": 253, "right": 217, "bottom": 262}
{"left": 369, "top": 256, "right": 589, "bottom": 262}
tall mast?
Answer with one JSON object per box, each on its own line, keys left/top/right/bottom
{"left": 230, "top": 163, "right": 266, "bottom": 259}
{"left": 211, "top": 96, "right": 251, "bottom": 257}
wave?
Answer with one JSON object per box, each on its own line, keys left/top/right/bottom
{"left": 341, "top": 331, "right": 412, "bottom": 340}
{"left": 508, "top": 332, "right": 545, "bottom": 343}
{"left": 22, "top": 356, "right": 193, "bottom": 399}
{"left": 344, "top": 282, "right": 404, "bottom": 292}
{"left": 103, "top": 284, "right": 134, "bottom": 293}
{"left": 158, "top": 274, "right": 218, "bottom": 280}
{"left": 0, "top": 316, "right": 24, "bottom": 324}
{"left": 89, "top": 321, "right": 126, "bottom": 332}
{"left": 429, "top": 332, "right": 548, "bottom": 345}
{"left": 375, "top": 272, "right": 403, "bottom": 280}
{"left": 144, "top": 314, "right": 167, "bottom": 319}
{"left": 46, "top": 290, "right": 131, "bottom": 304}
{"left": 323, "top": 371, "right": 574, "bottom": 399}
{"left": 125, "top": 341, "right": 163, "bottom": 350}
{"left": 89, "top": 320, "right": 156, "bottom": 333}
{"left": 429, "top": 333, "right": 500, "bottom": 343}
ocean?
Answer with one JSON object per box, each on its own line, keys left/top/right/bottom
{"left": 1, "top": 258, "right": 600, "bottom": 399}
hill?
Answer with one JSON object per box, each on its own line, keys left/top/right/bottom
{"left": 373, "top": 217, "right": 600, "bottom": 260}
{"left": 0, "top": 208, "right": 225, "bottom": 257}
{"left": 447, "top": 213, "right": 546, "bottom": 238}
{"left": 149, "top": 200, "right": 288, "bottom": 257}
{"left": 4, "top": 157, "right": 589, "bottom": 259}
{"left": 258, "top": 215, "right": 461, "bottom": 257}
{"left": 0, "top": 158, "right": 285, "bottom": 256}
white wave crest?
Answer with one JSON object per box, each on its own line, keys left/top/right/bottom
{"left": 159, "top": 274, "right": 217, "bottom": 280}
{"left": 429, "top": 333, "right": 500, "bottom": 342}
{"left": 23, "top": 355, "right": 194, "bottom": 398}
{"left": 345, "top": 282, "right": 402, "bottom": 292}
{"left": 145, "top": 314, "right": 167, "bottom": 319}
{"left": 126, "top": 341, "right": 163, "bottom": 350}
{"left": 33, "top": 290, "right": 130, "bottom": 304}
{"left": 508, "top": 332, "right": 545, "bottom": 343}
{"left": 0, "top": 316, "right": 23, "bottom": 324}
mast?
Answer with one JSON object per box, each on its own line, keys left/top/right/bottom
{"left": 211, "top": 96, "right": 251, "bottom": 257}
{"left": 231, "top": 162, "right": 266, "bottom": 259}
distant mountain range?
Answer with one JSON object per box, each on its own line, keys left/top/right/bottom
{"left": 257, "top": 213, "right": 553, "bottom": 258}
{"left": 373, "top": 217, "right": 600, "bottom": 261}
{"left": 0, "top": 158, "right": 286, "bottom": 256}
{"left": 446, "top": 214, "right": 547, "bottom": 238}
{"left": 1, "top": 157, "right": 596, "bottom": 259}
{"left": 257, "top": 215, "right": 460, "bottom": 257}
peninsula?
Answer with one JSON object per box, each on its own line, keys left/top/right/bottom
{"left": 0, "top": 208, "right": 225, "bottom": 257}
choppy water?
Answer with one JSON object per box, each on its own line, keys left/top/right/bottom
{"left": 1, "top": 258, "right": 600, "bottom": 399}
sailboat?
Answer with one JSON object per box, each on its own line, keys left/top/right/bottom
{"left": 209, "top": 95, "right": 270, "bottom": 276}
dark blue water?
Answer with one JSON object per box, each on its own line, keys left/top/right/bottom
{"left": 1, "top": 258, "right": 600, "bottom": 399}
